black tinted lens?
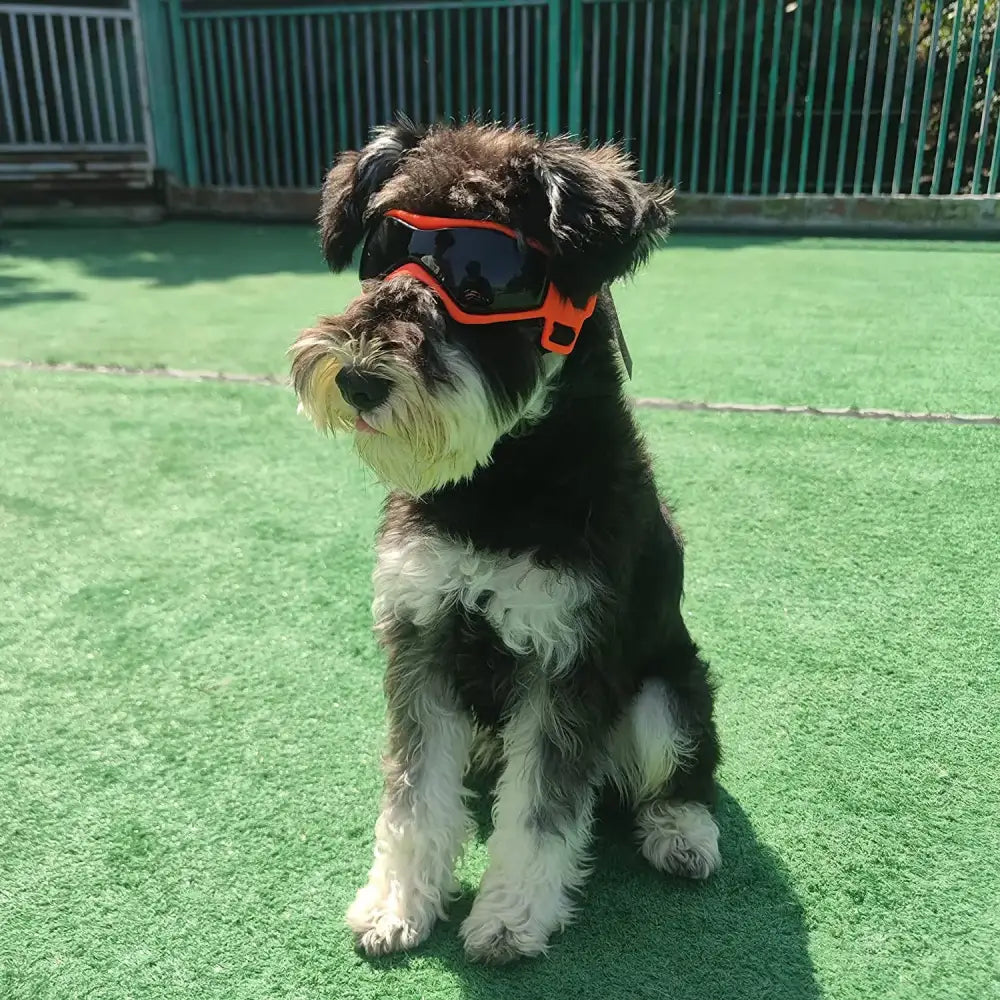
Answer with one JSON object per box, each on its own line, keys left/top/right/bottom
{"left": 359, "top": 217, "right": 548, "bottom": 313}
{"left": 359, "top": 216, "right": 414, "bottom": 280}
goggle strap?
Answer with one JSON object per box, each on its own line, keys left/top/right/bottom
{"left": 539, "top": 290, "right": 599, "bottom": 356}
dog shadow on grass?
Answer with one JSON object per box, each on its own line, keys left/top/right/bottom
{"left": 383, "top": 786, "right": 820, "bottom": 1000}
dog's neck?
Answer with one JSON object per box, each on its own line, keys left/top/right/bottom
{"left": 394, "top": 300, "right": 649, "bottom": 562}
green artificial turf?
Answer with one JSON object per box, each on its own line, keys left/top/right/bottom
{"left": 2, "top": 224, "right": 999, "bottom": 414}
{"left": 2, "top": 368, "right": 998, "bottom": 1000}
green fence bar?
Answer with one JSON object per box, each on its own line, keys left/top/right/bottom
{"left": 245, "top": 19, "right": 265, "bottom": 185}
{"left": 912, "top": 0, "right": 944, "bottom": 193}
{"left": 379, "top": 11, "right": 392, "bottom": 121}
{"left": 951, "top": 0, "right": 986, "bottom": 194}
{"left": 457, "top": 9, "right": 467, "bottom": 120}
{"left": 275, "top": 17, "right": 294, "bottom": 182}
{"left": 725, "top": 0, "right": 745, "bottom": 194}
{"left": 490, "top": 7, "right": 499, "bottom": 119}
{"left": 506, "top": 6, "right": 515, "bottom": 124}
{"left": 931, "top": 0, "right": 964, "bottom": 195}
{"left": 474, "top": 7, "right": 484, "bottom": 117}
{"left": 674, "top": 1, "right": 688, "bottom": 185}
{"left": 305, "top": 17, "right": 321, "bottom": 174}
{"left": 689, "top": 1, "right": 707, "bottom": 190}
{"left": 395, "top": 11, "right": 406, "bottom": 116}
{"left": 316, "top": 16, "right": 332, "bottom": 162}
{"left": 779, "top": 0, "right": 803, "bottom": 194}
{"left": 547, "top": 0, "right": 559, "bottom": 133}
{"left": 229, "top": 21, "right": 250, "bottom": 186}
{"left": 201, "top": 19, "right": 222, "bottom": 181}
{"left": 891, "top": 5, "right": 922, "bottom": 194}
{"left": 835, "top": 0, "right": 863, "bottom": 194}
{"left": 214, "top": 18, "right": 234, "bottom": 184}
{"left": 654, "top": 0, "right": 671, "bottom": 180}
{"left": 187, "top": 24, "right": 213, "bottom": 184}
{"left": 332, "top": 15, "right": 349, "bottom": 152}
{"left": 291, "top": 19, "right": 309, "bottom": 187}
{"left": 743, "top": 0, "right": 765, "bottom": 193}
{"left": 761, "top": 0, "right": 784, "bottom": 195}
{"left": 185, "top": 20, "right": 208, "bottom": 183}
{"left": 607, "top": 3, "right": 619, "bottom": 140}
{"left": 520, "top": 8, "right": 529, "bottom": 123}
{"left": 588, "top": 4, "right": 601, "bottom": 140}
{"left": 971, "top": 4, "right": 1000, "bottom": 194}
{"left": 363, "top": 15, "right": 378, "bottom": 127}
{"left": 817, "top": 0, "right": 843, "bottom": 193}
{"left": 853, "top": 0, "right": 882, "bottom": 195}
{"left": 349, "top": 16, "right": 364, "bottom": 146}
{"left": 623, "top": 1, "right": 637, "bottom": 153}
{"left": 410, "top": 11, "right": 421, "bottom": 123}
{"left": 707, "top": 0, "right": 726, "bottom": 190}
{"left": 428, "top": 10, "right": 439, "bottom": 123}
{"left": 989, "top": 96, "right": 1000, "bottom": 195}
{"left": 798, "top": 0, "right": 823, "bottom": 193}
{"left": 534, "top": 7, "right": 543, "bottom": 128}
{"left": 872, "top": 0, "right": 902, "bottom": 194}
{"left": 640, "top": 0, "right": 654, "bottom": 171}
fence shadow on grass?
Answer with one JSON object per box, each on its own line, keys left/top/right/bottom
{"left": 0, "top": 222, "right": 325, "bottom": 308}
{"left": 364, "top": 787, "right": 819, "bottom": 1000}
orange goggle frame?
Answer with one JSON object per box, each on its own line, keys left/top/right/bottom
{"left": 362, "top": 209, "right": 597, "bottom": 355}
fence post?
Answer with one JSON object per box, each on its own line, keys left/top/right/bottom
{"left": 135, "top": 0, "right": 177, "bottom": 180}
{"left": 165, "top": 0, "right": 200, "bottom": 186}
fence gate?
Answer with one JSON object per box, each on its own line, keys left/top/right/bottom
{"left": 0, "top": 0, "right": 155, "bottom": 189}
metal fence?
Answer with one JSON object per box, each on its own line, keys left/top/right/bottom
{"left": 170, "top": 0, "right": 559, "bottom": 188}
{"left": 2, "top": 0, "right": 998, "bottom": 198}
{"left": 0, "top": 0, "right": 154, "bottom": 178}
{"left": 568, "top": 0, "right": 1000, "bottom": 196}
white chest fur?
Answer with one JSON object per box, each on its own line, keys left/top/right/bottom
{"left": 372, "top": 529, "right": 596, "bottom": 674}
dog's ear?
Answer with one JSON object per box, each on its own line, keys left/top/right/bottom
{"left": 319, "top": 117, "right": 425, "bottom": 271}
{"left": 533, "top": 140, "right": 673, "bottom": 292}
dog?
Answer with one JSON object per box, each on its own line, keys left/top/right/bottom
{"left": 289, "top": 119, "right": 721, "bottom": 964}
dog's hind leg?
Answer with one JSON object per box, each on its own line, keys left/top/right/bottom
{"left": 611, "top": 671, "right": 722, "bottom": 880}
{"left": 347, "top": 666, "right": 474, "bottom": 956}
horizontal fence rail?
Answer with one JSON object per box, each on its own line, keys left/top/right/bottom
{"left": 0, "top": 0, "right": 152, "bottom": 164}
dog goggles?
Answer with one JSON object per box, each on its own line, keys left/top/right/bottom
{"left": 358, "top": 210, "right": 597, "bottom": 355}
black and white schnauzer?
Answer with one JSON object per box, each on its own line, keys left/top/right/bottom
{"left": 290, "top": 119, "right": 720, "bottom": 964}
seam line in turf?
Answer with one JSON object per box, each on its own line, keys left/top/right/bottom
{"left": 3, "top": 359, "right": 998, "bottom": 427}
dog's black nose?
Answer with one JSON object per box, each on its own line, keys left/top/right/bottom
{"left": 335, "top": 366, "right": 391, "bottom": 412}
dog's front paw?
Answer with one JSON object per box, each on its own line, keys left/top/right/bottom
{"left": 346, "top": 883, "right": 435, "bottom": 957}
{"left": 460, "top": 891, "right": 550, "bottom": 964}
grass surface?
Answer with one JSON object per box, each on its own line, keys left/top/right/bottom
{"left": 2, "top": 227, "right": 999, "bottom": 1000}
{"left": 2, "top": 223, "right": 999, "bottom": 413}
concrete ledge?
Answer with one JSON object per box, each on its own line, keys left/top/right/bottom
{"left": 676, "top": 194, "right": 1000, "bottom": 238}
{"left": 1, "top": 202, "right": 166, "bottom": 225}
{"left": 25, "top": 184, "right": 992, "bottom": 239}
{"left": 166, "top": 185, "right": 319, "bottom": 222}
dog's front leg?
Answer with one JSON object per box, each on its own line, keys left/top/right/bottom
{"left": 347, "top": 664, "right": 473, "bottom": 956}
{"left": 461, "top": 688, "right": 597, "bottom": 963}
